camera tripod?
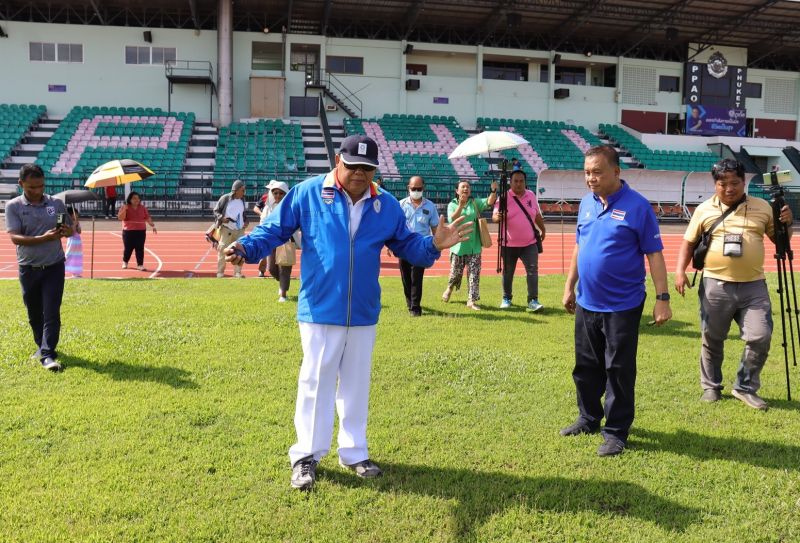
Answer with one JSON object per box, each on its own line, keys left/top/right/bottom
{"left": 495, "top": 159, "right": 510, "bottom": 273}
{"left": 767, "top": 171, "right": 798, "bottom": 401}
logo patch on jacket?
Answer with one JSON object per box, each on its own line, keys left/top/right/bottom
{"left": 373, "top": 199, "right": 381, "bottom": 213}
{"left": 321, "top": 187, "right": 335, "bottom": 204}
{"left": 46, "top": 206, "right": 55, "bottom": 216}
{"left": 610, "top": 209, "right": 626, "bottom": 221}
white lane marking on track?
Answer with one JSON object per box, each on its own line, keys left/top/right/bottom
{"left": 187, "top": 246, "right": 214, "bottom": 278}
{"left": 109, "top": 232, "right": 163, "bottom": 279}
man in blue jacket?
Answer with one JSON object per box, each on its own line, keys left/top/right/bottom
{"left": 226, "top": 135, "right": 471, "bottom": 490}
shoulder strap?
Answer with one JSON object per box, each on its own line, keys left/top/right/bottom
{"left": 704, "top": 195, "right": 746, "bottom": 238}
{"left": 511, "top": 195, "right": 537, "bottom": 233}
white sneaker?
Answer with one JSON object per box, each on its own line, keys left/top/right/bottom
{"left": 234, "top": 273, "right": 245, "bottom": 279}
{"left": 278, "top": 296, "right": 288, "bottom": 303}
{"left": 216, "top": 273, "right": 224, "bottom": 278}
{"left": 137, "top": 265, "right": 145, "bottom": 271}
{"left": 122, "top": 262, "right": 128, "bottom": 269}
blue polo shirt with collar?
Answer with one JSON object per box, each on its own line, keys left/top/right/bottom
{"left": 399, "top": 196, "right": 439, "bottom": 235}
{"left": 575, "top": 180, "right": 663, "bottom": 312}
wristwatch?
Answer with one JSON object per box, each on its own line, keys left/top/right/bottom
{"left": 655, "top": 292, "right": 671, "bottom": 301}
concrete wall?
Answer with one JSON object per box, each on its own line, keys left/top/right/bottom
{"left": 1, "top": 21, "right": 799, "bottom": 133}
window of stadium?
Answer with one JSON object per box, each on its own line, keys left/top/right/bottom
{"left": 326, "top": 56, "right": 364, "bottom": 75}
{"left": 745, "top": 82, "right": 762, "bottom": 99}
{"left": 406, "top": 63, "right": 427, "bottom": 76}
{"left": 125, "top": 46, "right": 177, "bottom": 65}
{"left": 658, "top": 75, "right": 680, "bottom": 93}
{"left": 30, "top": 42, "right": 82, "bottom": 63}
{"left": 554, "top": 66, "right": 586, "bottom": 85}
{"left": 252, "top": 42, "right": 282, "bottom": 71}
{"left": 483, "top": 61, "right": 528, "bottom": 82}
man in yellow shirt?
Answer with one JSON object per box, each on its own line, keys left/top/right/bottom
{"left": 675, "top": 159, "right": 793, "bottom": 410}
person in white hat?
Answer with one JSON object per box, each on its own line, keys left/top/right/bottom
{"left": 259, "top": 180, "right": 295, "bottom": 301}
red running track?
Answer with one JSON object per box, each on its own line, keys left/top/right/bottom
{"left": 0, "top": 229, "right": 797, "bottom": 280}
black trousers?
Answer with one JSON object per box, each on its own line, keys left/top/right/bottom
{"left": 399, "top": 258, "right": 425, "bottom": 313}
{"left": 122, "top": 230, "right": 146, "bottom": 266}
{"left": 501, "top": 243, "right": 539, "bottom": 302}
{"left": 19, "top": 261, "right": 65, "bottom": 361}
{"left": 573, "top": 303, "right": 643, "bottom": 442}
{"left": 104, "top": 196, "right": 116, "bottom": 217}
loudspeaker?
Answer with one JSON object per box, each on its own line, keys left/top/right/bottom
{"left": 554, "top": 88, "right": 570, "bottom": 99}
{"left": 143, "top": 31, "right": 152, "bottom": 43}
{"left": 403, "top": 44, "right": 414, "bottom": 55}
{"left": 552, "top": 54, "right": 561, "bottom": 65}
{"left": 406, "top": 79, "right": 420, "bottom": 91}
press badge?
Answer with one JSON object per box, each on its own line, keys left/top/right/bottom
{"left": 723, "top": 233, "right": 743, "bottom": 257}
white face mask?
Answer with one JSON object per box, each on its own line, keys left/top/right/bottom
{"left": 409, "top": 190, "right": 423, "bottom": 200}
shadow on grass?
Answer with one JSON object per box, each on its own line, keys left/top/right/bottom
{"left": 637, "top": 318, "right": 698, "bottom": 338}
{"left": 632, "top": 427, "right": 800, "bottom": 470}
{"left": 420, "top": 305, "right": 544, "bottom": 323}
{"left": 60, "top": 355, "right": 198, "bottom": 389}
{"left": 322, "top": 462, "right": 702, "bottom": 536}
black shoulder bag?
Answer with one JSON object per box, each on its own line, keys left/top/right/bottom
{"left": 690, "top": 196, "right": 745, "bottom": 285}
{"left": 511, "top": 195, "right": 544, "bottom": 253}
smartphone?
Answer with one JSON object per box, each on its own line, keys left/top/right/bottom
{"left": 55, "top": 213, "right": 65, "bottom": 228}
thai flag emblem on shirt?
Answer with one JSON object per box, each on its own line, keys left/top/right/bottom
{"left": 610, "top": 209, "right": 626, "bottom": 221}
{"left": 321, "top": 187, "right": 335, "bottom": 204}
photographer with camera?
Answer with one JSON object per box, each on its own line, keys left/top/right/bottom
{"left": 675, "top": 159, "right": 793, "bottom": 410}
{"left": 5, "top": 164, "right": 73, "bottom": 372}
{"left": 492, "top": 169, "right": 545, "bottom": 312}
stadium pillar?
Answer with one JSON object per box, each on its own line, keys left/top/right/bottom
{"left": 616, "top": 56, "right": 624, "bottom": 123}
{"left": 476, "top": 45, "right": 483, "bottom": 120}
{"left": 400, "top": 41, "right": 407, "bottom": 115}
{"left": 217, "top": 0, "right": 234, "bottom": 127}
{"left": 547, "top": 51, "right": 556, "bottom": 122}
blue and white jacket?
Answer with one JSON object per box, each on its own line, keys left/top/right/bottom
{"left": 238, "top": 172, "right": 441, "bottom": 326}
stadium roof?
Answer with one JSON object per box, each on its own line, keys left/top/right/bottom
{"left": 3, "top": 0, "right": 800, "bottom": 70}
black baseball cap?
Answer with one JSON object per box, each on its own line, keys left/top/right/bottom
{"left": 339, "top": 135, "right": 379, "bottom": 167}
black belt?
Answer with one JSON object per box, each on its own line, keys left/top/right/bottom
{"left": 20, "top": 260, "right": 64, "bottom": 270}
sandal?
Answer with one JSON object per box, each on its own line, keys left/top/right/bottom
{"left": 442, "top": 289, "right": 451, "bottom": 303}
{"left": 466, "top": 301, "right": 481, "bottom": 311}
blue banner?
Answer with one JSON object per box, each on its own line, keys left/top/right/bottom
{"left": 685, "top": 104, "right": 746, "bottom": 137}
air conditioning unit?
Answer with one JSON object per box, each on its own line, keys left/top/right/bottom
{"left": 325, "top": 104, "right": 338, "bottom": 111}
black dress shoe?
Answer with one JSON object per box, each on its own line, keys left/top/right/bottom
{"left": 597, "top": 436, "right": 625, "bottom": 457}
{"left": 559, "top": 419, "right": 599, "bottom": 436}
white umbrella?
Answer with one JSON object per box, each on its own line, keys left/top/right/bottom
{"left": 448, "top": 131, "right": 529, "bottom": 159}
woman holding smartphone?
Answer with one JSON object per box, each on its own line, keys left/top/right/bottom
{"left": 118, "top": 191, "right": 156, "bottom": 271}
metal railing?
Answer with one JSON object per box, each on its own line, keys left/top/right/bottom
{"left": 306, "top": 69, "right": 362, "bottom": 118}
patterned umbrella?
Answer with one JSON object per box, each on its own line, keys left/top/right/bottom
{"left": 84, "top": 159, "right": 154, "bottom": 188}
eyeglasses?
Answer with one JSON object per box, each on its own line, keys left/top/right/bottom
{"left": 343, "top": 163, "right": 377, "bottom": 173}
{"left": 408, "top": 187, "right": 424, "bottom": 191}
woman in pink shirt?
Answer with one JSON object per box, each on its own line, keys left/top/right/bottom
{"left": 117, "top": 191, "right": 156, "bottom": 271}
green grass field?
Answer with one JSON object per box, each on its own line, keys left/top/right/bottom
{"left": 2, "top": 275, "right": 800, "bottom": 542}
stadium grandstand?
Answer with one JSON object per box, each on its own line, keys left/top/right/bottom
{"left": 3, "top": 0, "right": 800, "bottom": 219}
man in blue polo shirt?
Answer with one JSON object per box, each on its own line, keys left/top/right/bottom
{"left": 6, "top": 164, "right": 73, "bottom": 372}
{"left": 396, "top": 175, "right": 439, "bottom": 316}
{"left": 561, "top": 145, "right": 671, "bottom": 456}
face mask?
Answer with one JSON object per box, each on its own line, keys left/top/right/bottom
{"left": 409, "top": 190, "right": 423, "bottom": 200}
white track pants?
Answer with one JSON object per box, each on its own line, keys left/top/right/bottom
{"left": 288, "top": 322, "right": 377, "bottom": 466}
